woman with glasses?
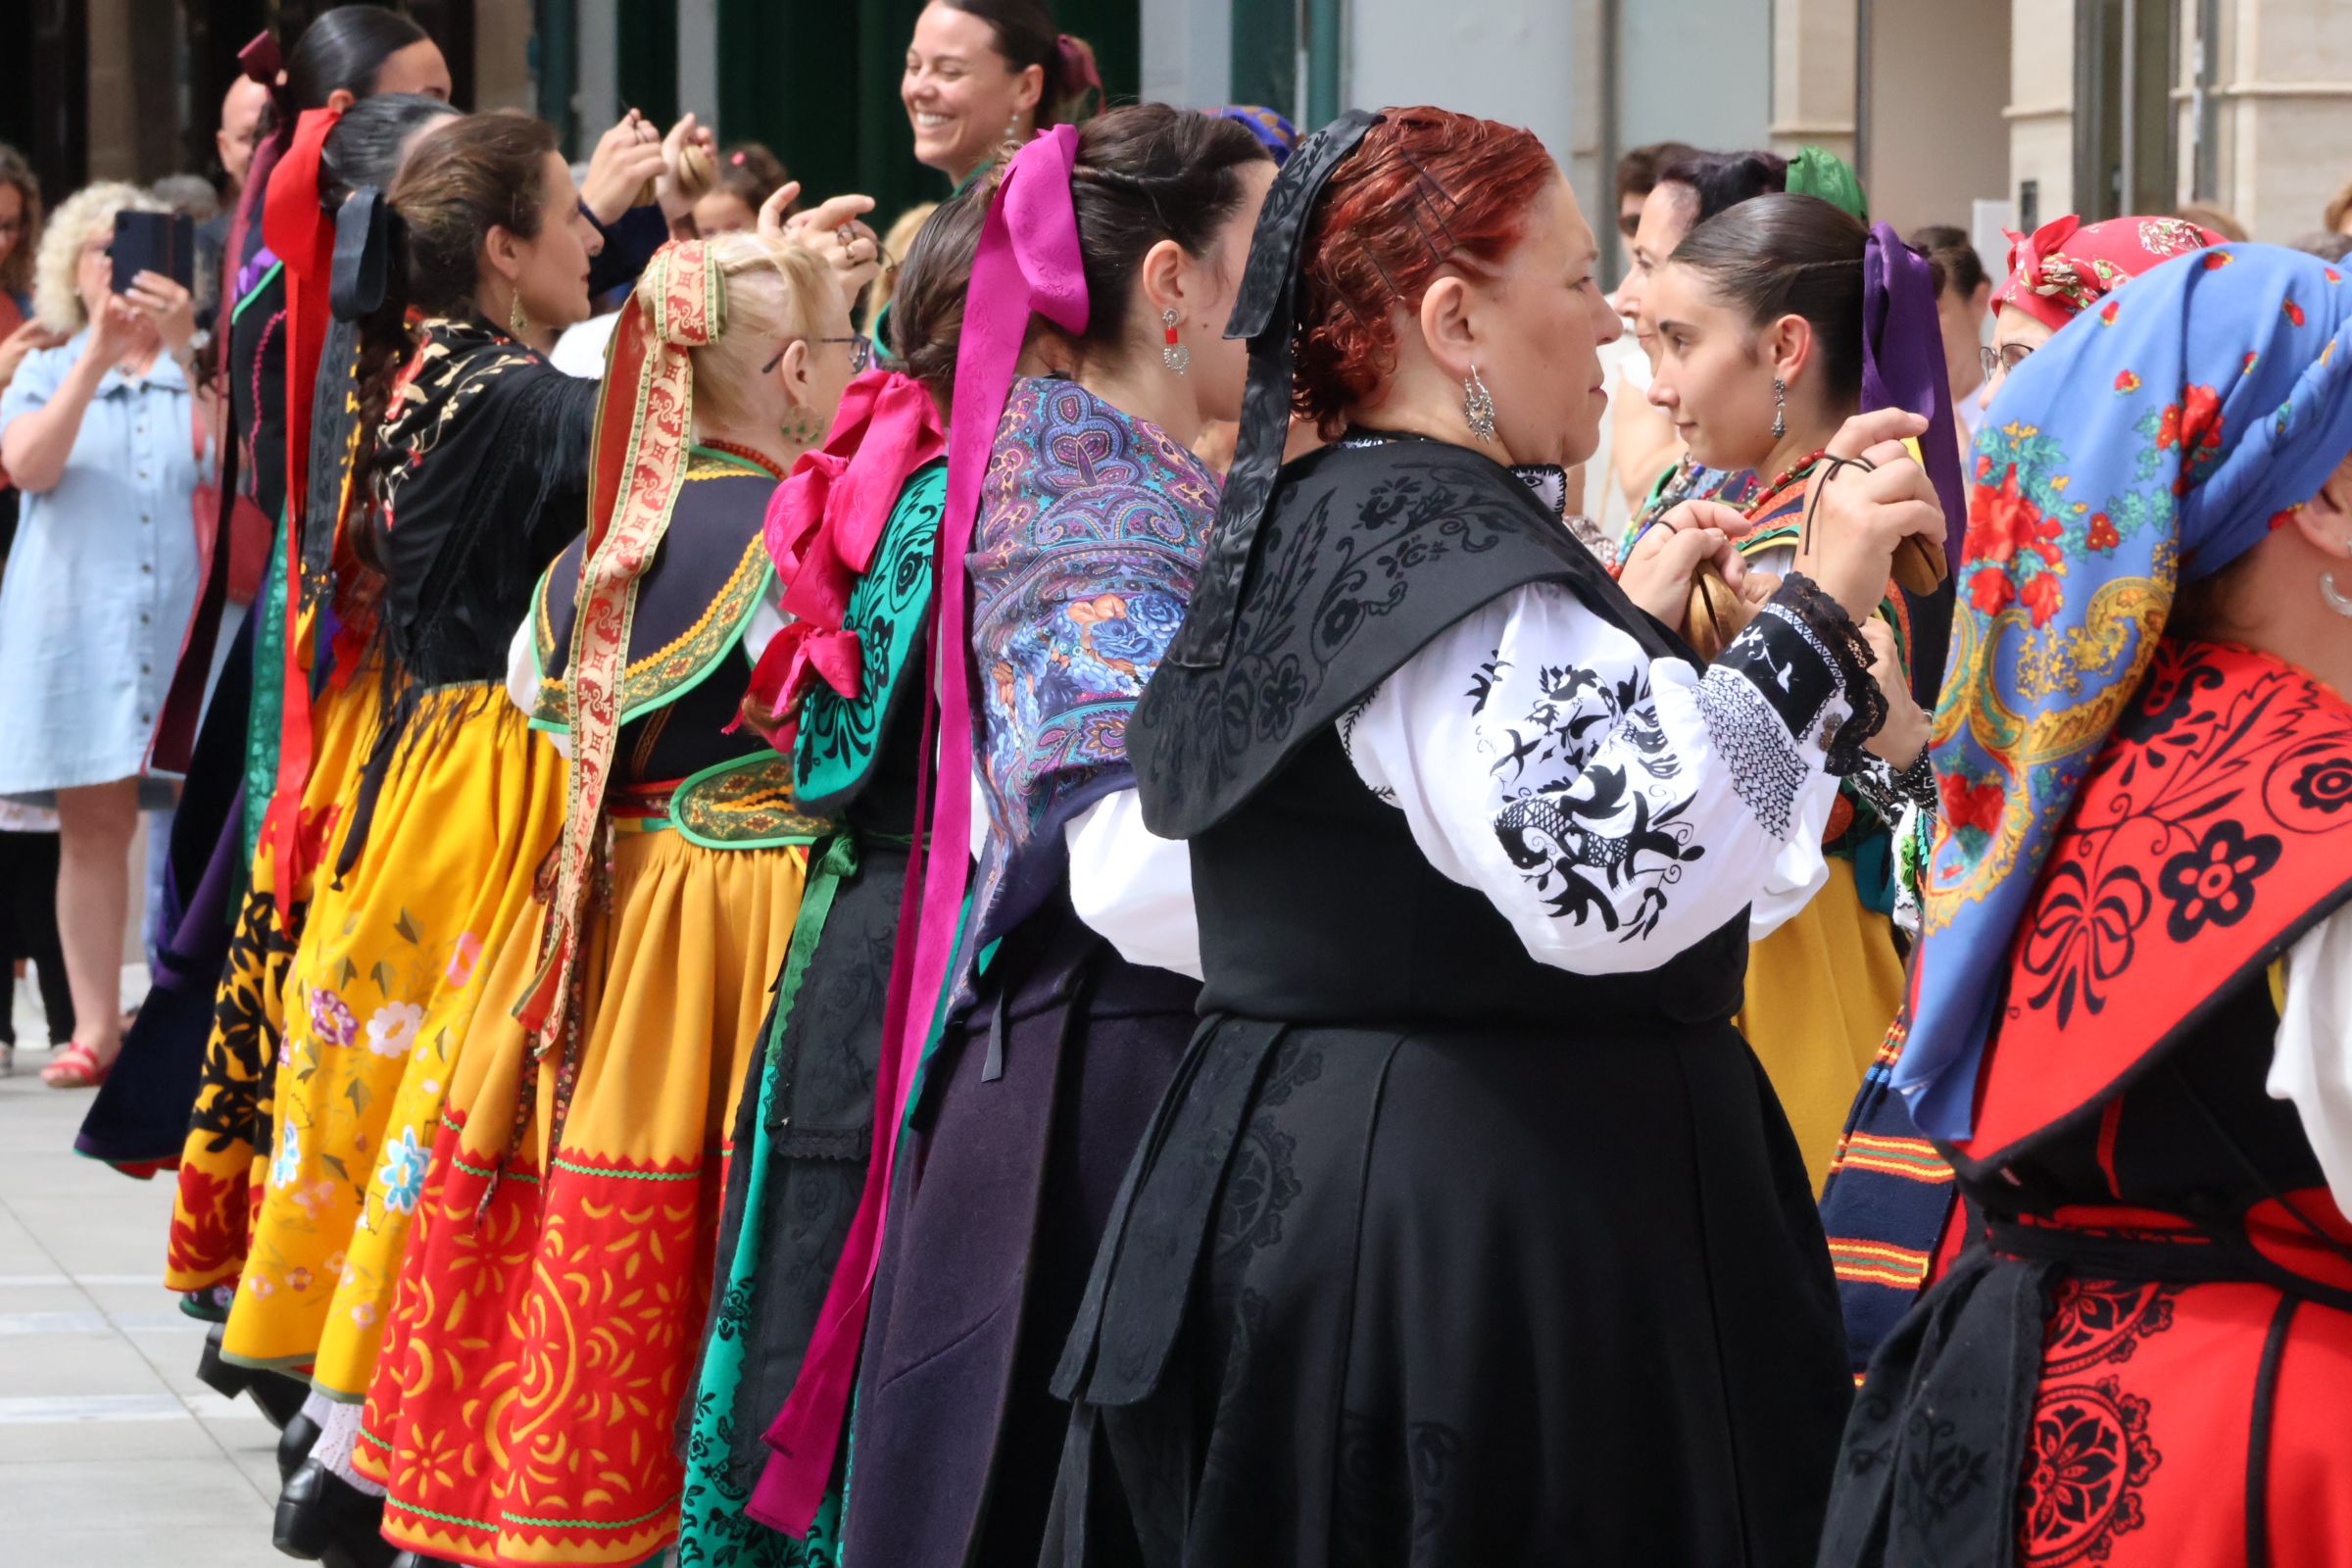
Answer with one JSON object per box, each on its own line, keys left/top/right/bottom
{"left": 1975, "top": 214, "right": 2226, "bottom": 417}
{"left": 356, "top": 230, "right": 871, "bottom": 1568}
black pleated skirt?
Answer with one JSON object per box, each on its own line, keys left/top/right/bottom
{"left": 1049, "top": 1014, "right": 1852, "bottom": 1568}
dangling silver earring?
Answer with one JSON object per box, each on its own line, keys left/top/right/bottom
{"left": 1771, "top": 376, "right": 1787, "bottom": 441}
{"left": 999, "top": 112, "right": 1024, "bottom": 164}
{"left": 2323, "top": 571, "right": 2352, "bottom": 617}
{"left": 1160, "top": 308, "right": 1190, "bottom": 376}
{"left": 1463, "top": 365, "right": 1497, "bottom": 443}
{"left": 508, "top": 289, "right": 530, "bottom": 340}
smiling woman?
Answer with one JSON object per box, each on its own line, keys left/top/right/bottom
{"left": 901, "top": 0, "right": 1101, "bottom": 189}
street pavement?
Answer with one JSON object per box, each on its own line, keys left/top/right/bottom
{"left": 1, "top": 964, "right": 281, "bottom": 1564}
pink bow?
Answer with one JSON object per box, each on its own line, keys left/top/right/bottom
{"left": 742, "top": 368, "right": 946, "bottom": 749}
{"left": 748, "top": 125, "right": 1088, "bottom": 1535}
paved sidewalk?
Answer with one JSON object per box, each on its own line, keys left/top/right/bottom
{"left": 1, "top": 974, "right": 281, "bottom": 1564}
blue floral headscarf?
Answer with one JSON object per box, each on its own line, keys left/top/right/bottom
{"left": 1900, "top": 244, "right": 2352, "bottom": 1140}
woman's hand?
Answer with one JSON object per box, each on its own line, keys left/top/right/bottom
{"left": 579, "top": 110, "right": 667, "bottom": 224}
{"left": 783, "top": 193, "right": 884, "bottom": 308}
{"left": 755, "top": 180, "right": 806, "bottom": 248}
{"left": 126, "top": 270, "right": 195, "bottom": 357}
{"left": 1617, "top": 497, "right": 1750, "bottom": 634}
{"left": 655, "top": 113, "right": 718, "bottom": 221}
{"left": 1791, "top": 409, "right": 1945, "bottom": 623}
{"left": 0, "top": 318, "right": 66, "bottom": 392}
{"left": 1859, "top": 617, "right": 1930, "bottom": 765}
{"left": 82, "top": 293, "right": 146, "bottom": 369}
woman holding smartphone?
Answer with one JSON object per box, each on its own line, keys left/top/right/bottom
{"left": 0, "top": 181, "right": 200, "bottom": 1089}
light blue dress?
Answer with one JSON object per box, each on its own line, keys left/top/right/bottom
{"left": 0, "top": 334, "right": 202, "bottom": 800}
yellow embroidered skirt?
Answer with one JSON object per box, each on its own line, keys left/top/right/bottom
{"left": 167, "top": 675, "right": 380, "bottom": 1299}
{"left": 357, "top": 816, "right": 807, "bottom": 1568}
{"left": 220, "top": 687, "right": 564, "bottom": 1394}
{"left": 1736, "top": 857, "right": 1907, "bottom": 1194}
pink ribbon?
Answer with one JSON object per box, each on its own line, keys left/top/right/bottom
{"left": 744, "top": 368, "right": 946, "bottom": 749}
{"left": 748, "top": 124, "right": 1087, "bottom": 1533}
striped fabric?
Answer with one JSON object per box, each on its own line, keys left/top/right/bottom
{"left": 1816, "top": 1015, "right": 1960, "bottom": 1378}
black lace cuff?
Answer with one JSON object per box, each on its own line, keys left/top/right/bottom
{"left": 1769, "top": 572, "right": 1885, "bottom": 776}
{"left": 1895, "top": 745, "right": 1937, "bottom": 809}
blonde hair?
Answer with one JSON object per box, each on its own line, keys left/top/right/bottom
{"left": 691, "top": 231, "right": 836, "bottom": 429}
{"left": 33, "top": 181, "right": 159, "bottom": 333}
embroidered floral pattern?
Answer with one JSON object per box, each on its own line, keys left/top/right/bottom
{"left": 2020, "top": 1376, "right": 2162, "bottom": 1567}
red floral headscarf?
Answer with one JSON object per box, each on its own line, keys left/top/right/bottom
{"left": 1992, "top": 214, "right": 2226, "bottom": 330}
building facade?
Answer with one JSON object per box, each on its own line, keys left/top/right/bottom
{"left": 9, "top": 0, "right": 2348, "bottom": 282}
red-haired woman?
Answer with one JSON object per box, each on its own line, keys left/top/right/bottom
{"left": 1046, "top": 108, "right": 1943, "bottom": 1566}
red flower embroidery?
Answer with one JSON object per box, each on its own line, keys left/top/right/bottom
{"left": 1941, "top": 772, "right": 2007, "bottom": 835}
{"left": 2021, "top": 572, "right": 2064, "bottom": 627}
{"left": 2203, "top": 252, "right": 2234, "bottom": 270}
{"left": 2087, "top": 513, "right": 2121, "bottom": 552}
{"left": 2285, "top": 299, "right": 2307, "bottom": 326}
{"left": 2270, "top": 508, "right": 2302, "bottom": 531}
{"left": 2243, "top": 352, "right": 2260, "bottom": 373}
{"left": 2156, "top": 383, "right": 2224, "bottom": 457}
{"left": 1969, "top": 466, "right": 2065, "bottom": 567}
{"left": 1975, "top": 452, "right": 1994, "bottom": 480}
{"left": 2099, "top": 299, "right": 2122, "bottom": 324}
{"left": 2328, "top": 268, "right": 2343, "bottom": 283}
{"left": 2113, "top": 369, "right": 2141, "bottom": 393}
{"left": 1969, "top": 566, "right": 2016, "bottom": 615}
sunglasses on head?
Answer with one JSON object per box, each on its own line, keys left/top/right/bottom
{"left": 763, "top": 333, "right": 874, "bottom": 376}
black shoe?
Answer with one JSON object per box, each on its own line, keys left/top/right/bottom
{"left": 277, "top": 1408, "right": 323, "bottom": 1482}
{"left": 250, "top": 1367, "right": 311, "bottom": 1429}
{"left": 273, "top": 1460, "right": 395, "bottom": 1568}
{"left": 387, "top": 1555, "right": 461, "bottom": 1568}
{"left": 195, "top": 1324, "right": 308, "bottom": 1431}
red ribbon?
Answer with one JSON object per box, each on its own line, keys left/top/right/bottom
{"left": 254, "top": 106, "right": 341, "bottom": 923}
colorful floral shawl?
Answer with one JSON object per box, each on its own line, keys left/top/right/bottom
{"left": 968, "top": 375, "right": 1221, "bottom": 948}
{"left": 1901, "top": 245, "right": 2352, "bottom": 1139}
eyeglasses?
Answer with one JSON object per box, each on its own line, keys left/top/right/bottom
{"left": 763, "top": 334, "right": 875, "bottom": 376}
{"left": 1978, "top": 342, "right": 2035, "bottom": 380}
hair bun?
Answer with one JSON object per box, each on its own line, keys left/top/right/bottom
{"left": 1054, "top": 33, "right": 1102, "bottom": 110}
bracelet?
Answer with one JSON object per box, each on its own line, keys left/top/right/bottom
{"left": 1896, "top": 745, "right": 1938, "bottom": 810}
{"left": 1774, "top": 570, "right": 1886, "bottom": 776}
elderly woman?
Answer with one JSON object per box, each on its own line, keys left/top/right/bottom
{"left": 1820, "top": 247, "right": 2352, "bottom": 1567}
{"left": 0, "top": 181, "right": 201, "bottom": 1089}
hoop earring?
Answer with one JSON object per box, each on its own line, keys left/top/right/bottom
{"left": 1463, "top": 365, "right": 1497, "bottom": 443}
{"left": 2323, "top": 571, "right": 2352, "bottom": 617}
{"left": 1771, "top": 376, "right": 1787, "bottom": 441}
{"left": 1161, "top": 308, "right": 1190, "bottom": 376}
{"left": 508, "top": 289, "right": 530, "bottom": 341}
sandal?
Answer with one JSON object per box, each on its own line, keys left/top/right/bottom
{"left": 41, "top": 1041, "right": 111, "bottom": 1089}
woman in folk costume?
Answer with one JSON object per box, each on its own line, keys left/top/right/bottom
{"left": 1635, "top": 192, "right": 1961, "bottom": 1189}
{"left": 1610, "top": 145, "right": 1870, "bottom": 546}
{"left": 155, "top": 96, "right": 455, "bottom": 1420}
{"left": 665, "top": 193, "right": 978, "bottom": 1568}
{"left": 1045, "top": 107, "right": 1942, "bottom": 1567}
{"left": 80, "top": 7, "right": 448, "bottom": 1138}
{"left": 212, "top": 112, "right": 610, "bottom": 1560}
{"left": 1819, "top": 245, "right": 2352, "bottom": 1567}
{"left": 1815, "top": 212, "right": 2229, "bottom": 1373}
{"left": 353, "top": 233, "right": 865, "bottom": 1568}
{"left": 819, "top": 107, "right": 1274, "bottom": 1568}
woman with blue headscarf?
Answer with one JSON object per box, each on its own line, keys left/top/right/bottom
{"left": 1821, "top": 244, "right": 2352, "bottom": 1566}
